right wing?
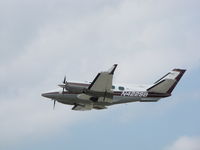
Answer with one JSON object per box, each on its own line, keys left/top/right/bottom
{"left": 88, "top": 64, "right": 117, "bottom": 92}
{"left": 78, "top": 64, "right": 118, "bottom": 103}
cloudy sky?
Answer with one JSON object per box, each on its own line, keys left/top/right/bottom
{"left": 0, "top": 0, "right": 200, "bottom": 150}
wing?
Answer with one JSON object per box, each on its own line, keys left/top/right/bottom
{"left": 72, "top": 103, "right": 107, "bottom": 111}
{"left": 77, "top": 64, "right": 118, "bottom": 103}
{"left": 88, "top": 64, "right": 117, "bottom": 92}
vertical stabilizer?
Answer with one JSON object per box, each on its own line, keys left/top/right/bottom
{"left": 147, "top": 69, "right": 186, "bottom": 94}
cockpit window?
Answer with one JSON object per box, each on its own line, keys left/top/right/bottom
{"left": 118, "top": 86, "right": 125, "bottom": 91}
{"left": 112, "top": 86, "right": 115, "bottom": 89}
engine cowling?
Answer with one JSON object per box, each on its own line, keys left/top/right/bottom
{"left": 58, "top": 83, "right": 87, "bottom": 93}
{"left": 65, "top": 84, "right": 85, "bottom": 93}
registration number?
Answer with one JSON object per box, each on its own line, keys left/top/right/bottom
{"left": 121, "top": 91, "right": 148, "bottom": 97}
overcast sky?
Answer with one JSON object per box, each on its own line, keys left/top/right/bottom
{"left": 0, "top": 0, "right": 200, "bottom": 150}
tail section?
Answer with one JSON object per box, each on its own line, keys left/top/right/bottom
{"left": 147, "top": 69, "right": 186, "bottom": 94}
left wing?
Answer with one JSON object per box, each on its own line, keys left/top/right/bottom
{"left": 72, "top": 103, "right": 107, "bottom": 111}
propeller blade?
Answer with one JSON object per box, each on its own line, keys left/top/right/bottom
{"left": 62, "top": 75, "right": 67, "bottom": 94}
{"left": 53, "top": 100, "right": 56, "bottom": 109}
{"left": 61, "top": 75, "right": 68, "bottom": 94}
{"left": 63, "top": 76, "right": 66, "bottom": 84}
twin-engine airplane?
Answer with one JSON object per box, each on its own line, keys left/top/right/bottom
{"left": 42, "top": 64, "right": 186, "bottom": 111}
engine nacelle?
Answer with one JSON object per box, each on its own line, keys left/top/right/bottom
{"left": 58, "top": 83, "right": 88, "bottom": 93}
{"left": 65, "top": 85, "right": 85, "bottom": 93}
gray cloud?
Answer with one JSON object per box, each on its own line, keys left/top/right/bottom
{"left": 0, "top": 0, "right": 200, "bottom": 148}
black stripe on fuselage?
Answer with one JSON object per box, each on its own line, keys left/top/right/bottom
{"left": 147, "top": 92, "right": 171, "bottom": 98}
{"left": 68, "top": 82, "right": 90, "bottom": 87}
{"left": 62, "top": 91, "right": 170, "bottom": 98}
{"left": 62, "top": 91, "right": 122, "bottom": 95}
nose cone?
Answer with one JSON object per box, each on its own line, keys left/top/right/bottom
{"left": 41, "top": 89, "right": 60, "bottom": 99}
{"left": 41, "top": 92, "right": 53, "bottom": 99}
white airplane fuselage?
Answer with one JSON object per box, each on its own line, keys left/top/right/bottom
{"left": 42, "top": 65, "right": 186, "bottom": 110}
{"left": 42, "top": 82, "right": 169, "bottom": 110}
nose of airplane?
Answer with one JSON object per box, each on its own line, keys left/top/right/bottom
{"left": 41, "top": 93, "right": 52, "bottom": 99}
{"left": 42, "top": 89, "right": 60, "bottom": 99}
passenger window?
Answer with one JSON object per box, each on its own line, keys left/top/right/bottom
{"left": 118, "top": 86, "right": 125, "bottom": 91}
{"left": 112, "top": 86, "right": 115, "bottom": 89}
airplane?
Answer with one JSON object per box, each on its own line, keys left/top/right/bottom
{"left": 41, "top": 64, "right": 186, "bottom": 111}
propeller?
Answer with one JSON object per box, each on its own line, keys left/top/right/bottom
{"left": 51, "top": 99, "right": 56, "bottom": 109}
{"left": 53, "top": 99, "right": 56, "bottom": 109}
{"left": 63, "top": 76, "right": 66, "bottom": 84}
{"left": 62, "top": 76, "right": 67, "bottom": 93}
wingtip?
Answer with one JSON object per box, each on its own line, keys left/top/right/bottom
{"left": 109, "top": 64, "right": 118, "bottom": 75}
